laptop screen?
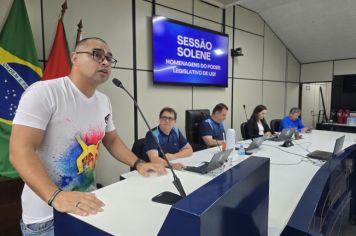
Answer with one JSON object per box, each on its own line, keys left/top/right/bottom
{"left": 248, "top": 137, "right": 264, "bottom": 150}
{"left": 332, "top": 135, "right": 345, "bottom": 156}
{"left": 279, "top": 128, "right": 295, "bottom": 139}
{"left": 207, "top": 149, "right": 233, "bottom": 171}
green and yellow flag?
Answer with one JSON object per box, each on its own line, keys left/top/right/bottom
{"left": 0, "top": 0, "right": 42, "bottom": 178}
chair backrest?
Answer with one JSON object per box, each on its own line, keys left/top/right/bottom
{"left": 240, "top": 122, "right": 249, "bottom": 140}
{"left": 270, "top": 119, "right": 282, "bottom": 133}
{"left": 185, "top": 109, "right": 210, "bottom": 151}
{"left": 131, "top": 138, "right": 146, "bottom": 161}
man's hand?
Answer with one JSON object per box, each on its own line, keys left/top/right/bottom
{"left": 136, "top": 162, "right": 167, "bottom": 177}
{"left": 165, "top": 153, "right": 176, "bottom": 161}
{"left": 171, "top": 163, "right": 185, "bottom": 170}
{"left": 52, "top": 191, "right": 105, "bottom": 217}
{"left": 301, "top": 127, "right": 312, "bottom": 133}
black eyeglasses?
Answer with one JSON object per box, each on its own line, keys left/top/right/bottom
{"left": 160, "top": 116, "right": 175, "bottom": 121}
{"left": 76, "top": 49, "right": 117, "bottom": 66}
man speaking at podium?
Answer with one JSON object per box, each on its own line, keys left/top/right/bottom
{"left": 9, "top": 37, "right": 166, "bottom": 235}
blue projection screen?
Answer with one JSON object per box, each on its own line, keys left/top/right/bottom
{"left": 152, "top": 16, "right": 229, "bottom": 87}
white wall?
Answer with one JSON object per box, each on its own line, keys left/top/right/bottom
{"left": 234, "top": 29, "right": 263, "bottom": 79}
{"left": 1, "top": 0, "right": 300, "bottom": 186}
{"left": 232, "top": 79, "right": 262, "bottom": 139}
{"left": 262, "top": 81, "right": 286, "bottom": 119}
{"left": 301, "top": 61, "right": 333, "bottom": 82}
{"left": 286, "top": 52, "right": 300, "bottom": 115}
{"left": 235, "top": 6, "right": 264, "bottom": 36}
{"left": 334, "top": 59, "right": 356, "bottom": 75}
{"left": 263, "top": 25, "right": 286, "bottom": 82}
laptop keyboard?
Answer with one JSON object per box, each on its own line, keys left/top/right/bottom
{"left": 269, "top": 136, "right": 286, "bottom": 142}
{"left": 184, "top": 162, "right": 209, "bottom": 174}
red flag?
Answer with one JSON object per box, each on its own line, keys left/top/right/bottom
{"left": 42, "top": 18, "right": 71, "bottom": 80}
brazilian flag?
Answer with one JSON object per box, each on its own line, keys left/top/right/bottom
{"left": 0, "top": 0, "right": 42, "bottom": 178}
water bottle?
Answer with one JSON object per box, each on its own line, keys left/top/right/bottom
{"left": 226, "top": 129, "right": 236, "bottom": 150}
{"left": 238, "top": 144, "right": 245, "bottom": 157}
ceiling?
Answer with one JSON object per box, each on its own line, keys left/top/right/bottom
{"left": 208, "top": 0, "right": 356, "bottom": 63}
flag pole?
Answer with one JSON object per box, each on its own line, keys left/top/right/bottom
{"left": 61, "top": 0, "right": 67, "bottom": 18}
{"left": 76, "top": 19, "right": 83, "bottom": 46}
{"left": 42, "top": 0, "right": 71, "bottom": 80}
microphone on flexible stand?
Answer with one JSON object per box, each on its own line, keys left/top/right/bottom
{"left": 112, "top": 78, "right": 186, "bottom": 204}
{"left": 243, "top": 104, "right": 248, "bottom": 122}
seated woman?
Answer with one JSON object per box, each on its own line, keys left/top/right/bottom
{"left": 246, "top": 105, "right": 273, "bottom": 139}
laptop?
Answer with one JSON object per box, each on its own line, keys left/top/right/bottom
{"left": 236, "top": 136, "right": 265, "bottom": 152}
{"left": 269, "top": 128, "right": 296, "bottom": 142}
{"left": 307, "top": 135, "right": 345, "bottom": 161}
{"left": 246, "top": 136, "right": 265, "bottom": 151}
{"left": 185, "top": 148, "right": 233, "bottom": 174}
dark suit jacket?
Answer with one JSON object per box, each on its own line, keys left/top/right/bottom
{"left": 246, "top": 119, "right": 272, "bottom": 139}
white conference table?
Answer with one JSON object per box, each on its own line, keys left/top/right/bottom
{"left": 66, "top": 130, "right": 356, "bottom": 236}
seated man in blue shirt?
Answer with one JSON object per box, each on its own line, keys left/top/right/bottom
{"left": 144, "top": 107, "right": 193, "bottom": 170}
{"left": 280, "top": 107, "right": 311, "bottom": 133}
{"left": 199, "top": 103, "right": 228, "bottom": 147}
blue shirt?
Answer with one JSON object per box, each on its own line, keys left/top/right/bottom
{"left": 199, "top": 117, "right": 225, "bottom": 144}
{"left": 280, "top": 116, "right": 305, "bottom": 132}
{"left": 143, "top": 126, "right": 188, "bottom": 162}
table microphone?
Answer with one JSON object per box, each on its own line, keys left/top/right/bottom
{"left": 243, "top": 104, "right": 248, "bottom": 121}
{"left": 112, "top": 78, "right": 186, "bottom": 204}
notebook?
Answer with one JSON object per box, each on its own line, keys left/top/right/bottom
{"left": 185, "top": 148, "right": 233, "bottom": 174}
{"left": 307, "top": 135, "right": 345, "bottom": 161}
{"left": 269, "top": 128, "right": 296, "bottom": 142}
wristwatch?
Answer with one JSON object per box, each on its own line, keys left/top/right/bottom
{"left": 133, "top": 159, "right": 145, "bottom": 169}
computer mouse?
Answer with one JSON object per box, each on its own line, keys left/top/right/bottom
{"left": 282, "top": 140, "right": 294, "bottom": 147}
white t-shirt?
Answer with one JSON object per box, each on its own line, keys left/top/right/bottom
{"left": 13, "top": 76, "right": 115, "bottom": 224}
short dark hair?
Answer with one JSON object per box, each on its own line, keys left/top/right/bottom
{"left": 212, "top": 103, "right": 228, "bottom": 114}
{"left": 75, "top": 37, "right": 108, "bottom": 50}
{"left": 159, "top": 107, "right": 177, "bottom": 120}
{"left": 289, "top": 107, "right": 301, "bottom": 114}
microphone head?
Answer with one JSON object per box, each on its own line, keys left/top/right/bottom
{"left": 112, "top": 78, "right": 123, "bottom": 88}
{"left": 243, "top": 104, "right": 246, "bottom": 109}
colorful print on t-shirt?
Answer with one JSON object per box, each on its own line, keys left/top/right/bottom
{"left": 55, "top": 129, "right": 104, "bottom": 191}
